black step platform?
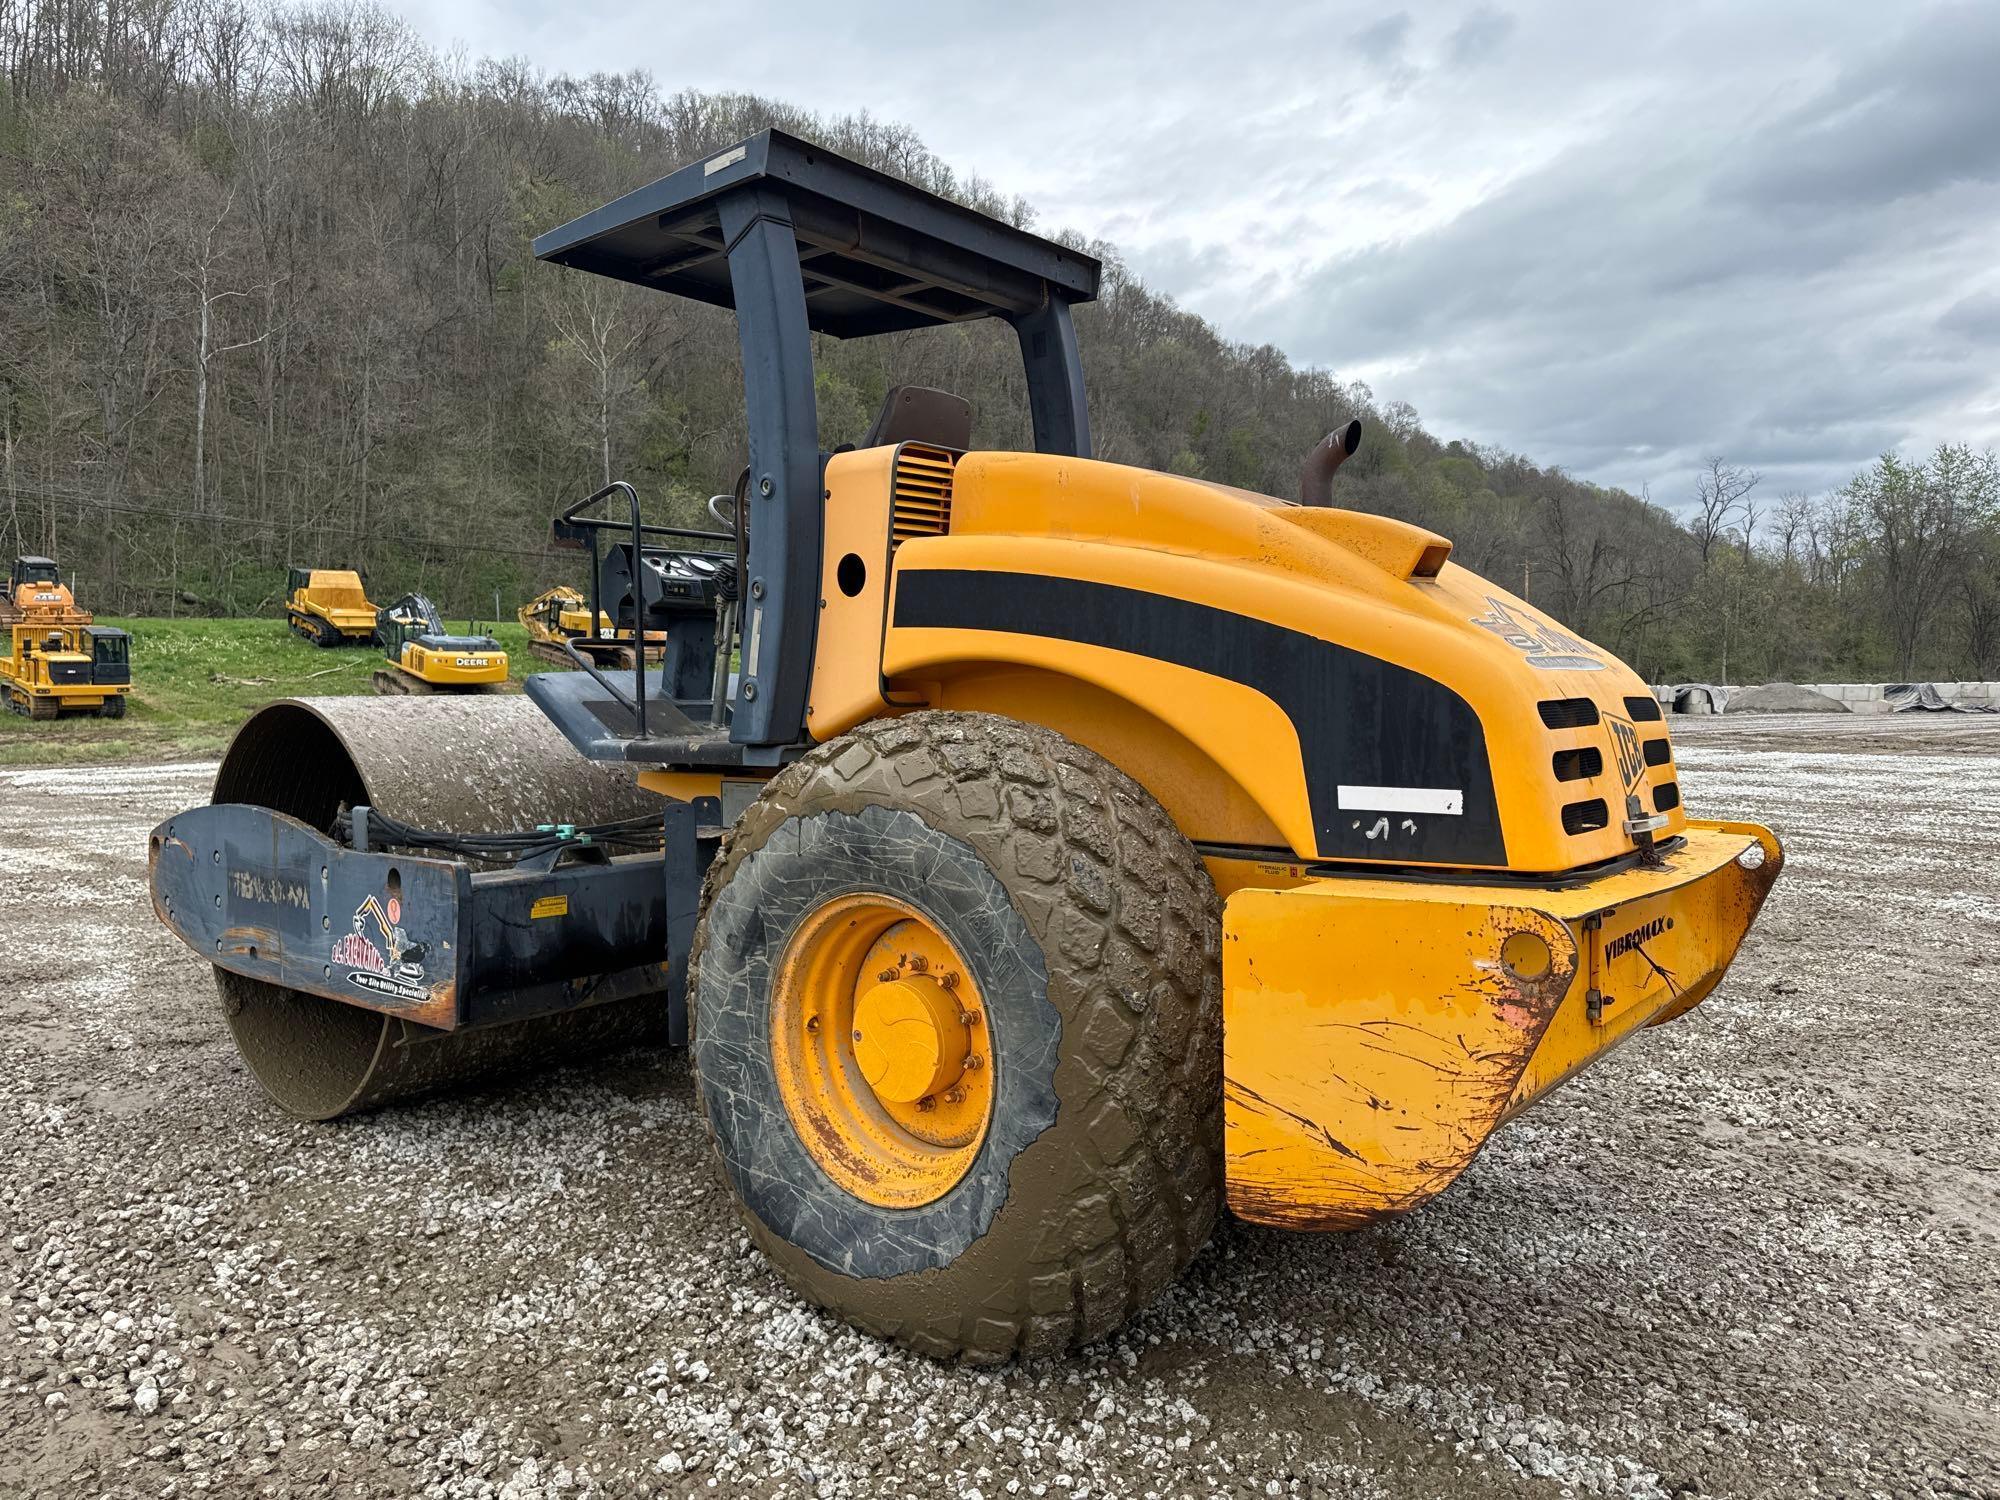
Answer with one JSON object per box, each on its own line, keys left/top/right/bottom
{"left": 525, "top": 668, "right": 796, "bottom": 768}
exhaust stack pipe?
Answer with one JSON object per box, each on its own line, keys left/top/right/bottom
{"left": 1299, "top": 419, "right": 1363, "bottom": 507}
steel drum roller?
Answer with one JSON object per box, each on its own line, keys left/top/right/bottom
{"left": 209, "top": 696, "right": 666, "bottom": 1119}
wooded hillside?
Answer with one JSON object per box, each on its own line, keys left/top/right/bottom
{"left": 2, "top": 0, "right": 1994, "bottom": 683}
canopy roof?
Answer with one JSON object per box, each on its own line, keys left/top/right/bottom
{"left": 533, "top": 130, "right": 1100, "bottom": 339}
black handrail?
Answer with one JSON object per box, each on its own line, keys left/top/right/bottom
{"left": 555, "top": 481, "right": 733, "bottom": 738}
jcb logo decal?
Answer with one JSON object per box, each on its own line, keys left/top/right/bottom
{"left": 1469, "top": 597, "right": 1605, "bottom": 671}
{"left": 1608, "top": 717, "right": 1644, "bottom": 790}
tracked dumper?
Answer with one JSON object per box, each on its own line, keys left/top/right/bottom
{"left": 148, "top": 131, "right": 1781, "bottom": 1361}
{"left": 285, "top": 566, "right": 377, "bottom": 646}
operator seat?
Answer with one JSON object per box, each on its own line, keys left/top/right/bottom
{"left": 861, "top": 385, "right": 972, "bottom": 451}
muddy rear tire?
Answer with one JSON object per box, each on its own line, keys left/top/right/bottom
{"left": 689, "top": 711, "right": 1223, "bottom": 1361}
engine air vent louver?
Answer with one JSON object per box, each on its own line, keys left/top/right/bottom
{"left": 1552, "top": 746, "right": 1603, "bottom": 782}
{"left": 1643, "top": 738, "right": 1672, "bottom": 766}
{"left": 1561, "top": 798, "right": 1609, "bottom": 835}
{"left": 890, "top": 444, "right": 956, "bottom": 544}
{"left": 1653, "top": 782, "right": 1681, "bottom": 813}
{"left": 1624, "top": 695, "right": 1664, "bottom": 722}
{"left": 1539, "top": 697, "right": 1601, "bottom": 730}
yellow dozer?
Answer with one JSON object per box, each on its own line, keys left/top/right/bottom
{"left": 148, "top": 132, "right": 1780, "bottom": 1363}
{"left": 285, "top": 566, "right": 377, "bottom": 646}
{"left": 1, "top": 554, "right": 92, "bottom": 628}
{"left": 1, "top": 557, "right": 130, "bottom": 719}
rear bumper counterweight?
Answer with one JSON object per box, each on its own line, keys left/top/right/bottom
{"left": 1221, "top": 819, "right": 1783, "bottom": 1229}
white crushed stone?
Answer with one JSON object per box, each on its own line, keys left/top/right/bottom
{"left": 3, "top": 733, "right": 1996, "bottom": 1498}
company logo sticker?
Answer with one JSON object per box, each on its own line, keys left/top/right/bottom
{"left": 1471, "top": 597, "right": 1605, "bottom": 671}
{"left": 331, "top": 889, "right": 429, "bottom": 1002}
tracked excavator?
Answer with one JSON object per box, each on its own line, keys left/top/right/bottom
{"left": 371, "top": 593, "right": 508, "bottom": 695}
{"left": 517, "top": 585, "right": 666, "bottom": 670}
{"left": 148, "top": 131, "right": 1781, "bottom": 1361}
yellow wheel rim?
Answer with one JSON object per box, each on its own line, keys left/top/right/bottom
{"left": 770, "top": 893, "right": 994, "bottom": 1209}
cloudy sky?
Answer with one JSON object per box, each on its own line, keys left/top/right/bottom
{"left": 402, "top": 0, "right": 2000, "bottom": 512}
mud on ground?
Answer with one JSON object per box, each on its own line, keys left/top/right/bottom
{"left": 2, "top": 715, "right": 1996, "bottom": 1499}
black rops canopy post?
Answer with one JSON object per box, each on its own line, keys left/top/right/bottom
{"left": 532, "top": 129, "right": 1101, "bottom": 749}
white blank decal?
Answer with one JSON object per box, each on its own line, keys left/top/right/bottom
{"left": 704, "top": 146, "right": 747, "bottom": 176}
{"left": 1338, "top": 785, "right": 1463, "bottom": 816}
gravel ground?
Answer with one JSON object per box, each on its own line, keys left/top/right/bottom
{"left": 3, "top": 714, "right": 1996, "bottom": 1499}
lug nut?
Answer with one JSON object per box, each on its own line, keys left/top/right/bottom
{"left": 939, "top": 971, "right": 959, "bottom": 989}
{"left": 943, "top": 1086, "right": 965, "bottom": 1105}
{"left": 878, "top": 968, "right": 898, "bottom": 983}
{"left": 916, "top": 1095, "right": 936, "bottom": 1112}
{"left": 908, "top": 954, "right": 928, "bottom": 973}
{"left": 963, "top": 1053, "right": 984, "bottom": 1071}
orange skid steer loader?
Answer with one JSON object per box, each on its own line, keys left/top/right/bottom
{"left": 149, "top": 131, "right": 1780, "bottom": 1361}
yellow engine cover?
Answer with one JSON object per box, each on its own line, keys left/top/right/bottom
{"left": 815, "top": 447, "right": 1691, "bottom": 875}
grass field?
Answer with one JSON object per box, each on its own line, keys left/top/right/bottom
{"left": 0, "top": 615, "right": 542, "bottom": 766}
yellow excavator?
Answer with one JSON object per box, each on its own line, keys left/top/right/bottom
{"left": 518, "top": 584, "right": 665, "bottom": 669}
{"left": 518, "top": 585, "right": 594, "bottom": 665}
{"left": 149, "top": 131, "right": 1781, "bottom": 1362}
{"left": 1, "top": 556, "right": 131, "bottom": 719}
{"left": 371, "top": 592, "right": 508, "bottom": 695}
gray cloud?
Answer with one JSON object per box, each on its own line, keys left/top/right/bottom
{"left": 1447, "top": 7, "right": 1515, "bottom": 66}
{"left": 399, "top": 0, "right": 2000, "bottom": 512}
{"left": 1940, "top": 292, "right": 2000, "bottom": 343}
{"left": 1721, "top": 7, "right": 2000, "bottom": 209}
{"left": 1353, "top": 13, "right": 1413, "bottom": 62}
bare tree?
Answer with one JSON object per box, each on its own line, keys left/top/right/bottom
{"left": 1961, "top": 564, "right": 2000, "bottom": 679}
{"left": 1541, "top": 488, "right": 1634, "bottom": 633}
{"left": 549, "top": 280, "right": 654, "bottom": 487}
{"left": 1774, "top": 491, "right": 1811, "bottom": 570}
{"left": 181, "top": 190, "right": 278, "bottom": 517}
{"left": 1691, "top": 457, "right": 1760, "bottom": 569}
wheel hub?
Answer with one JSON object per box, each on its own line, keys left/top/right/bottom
{"left": 852, "top": 975, "right": 969, "bottom": 1104}
{"left": 770, "top": 893, "right": 993, "bottom": 1209}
